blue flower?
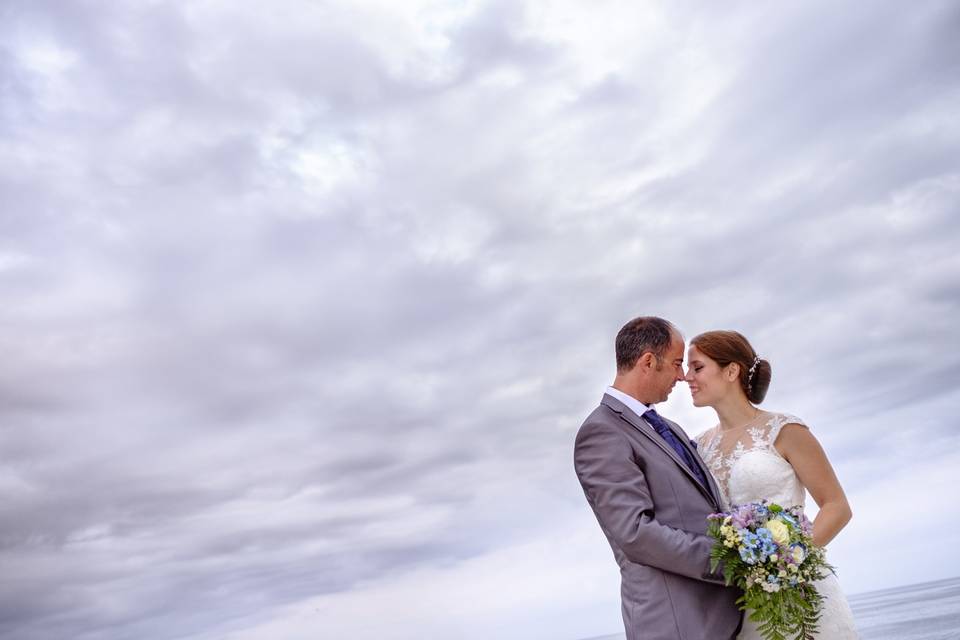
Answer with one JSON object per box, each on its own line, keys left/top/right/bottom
{"left": 754, "top": 528, "right": 778, "bottom": 560}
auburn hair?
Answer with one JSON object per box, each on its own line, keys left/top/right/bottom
{"left": 690, "top": 330, "right": 771, "bottom": 403}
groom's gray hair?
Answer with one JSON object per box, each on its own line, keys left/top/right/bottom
{"left": 615, "top": 316, "right": 679, "bottom": 373}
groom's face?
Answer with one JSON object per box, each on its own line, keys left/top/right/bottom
{"left": 651, "top": 335, "right": 686, "bottom": 403}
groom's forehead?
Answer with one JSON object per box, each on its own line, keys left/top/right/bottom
{"left": 668, "top": 336, "right": 685, "bottom": 359}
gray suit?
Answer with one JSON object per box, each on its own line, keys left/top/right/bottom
{"left": 574, "top": 393, "right": 741, "bottom": 640}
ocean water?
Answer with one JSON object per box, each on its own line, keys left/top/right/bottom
{"left": 578, "top": 576, "right": 960, "bottom": 640}
{"left": 850, "top": 576, "right": 960, "bottom": 639}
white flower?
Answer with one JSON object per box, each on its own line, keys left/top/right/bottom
{"left": 765, "top": 519, "right": 790, "bottom": 545}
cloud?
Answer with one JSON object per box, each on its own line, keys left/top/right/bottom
{"left": 1, "top": 0, "right": 959, "bottom": 638}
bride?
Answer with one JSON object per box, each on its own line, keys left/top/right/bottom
{"left": 686, "top": 330, "right": 859, "bottom": 639}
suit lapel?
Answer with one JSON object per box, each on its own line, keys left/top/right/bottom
{"left": 602, "top": 395, "right": 719, "bottom": 508}
{"left": 662, "top": 416, "right": 723, "bottom": 508}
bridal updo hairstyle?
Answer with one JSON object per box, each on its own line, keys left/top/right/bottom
{"left": 690, "top": 330, "right": 772, "bottom": 404}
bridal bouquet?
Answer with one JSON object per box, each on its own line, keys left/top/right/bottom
{"left": 707, "top": 502, "right": 833, "bottom": 640}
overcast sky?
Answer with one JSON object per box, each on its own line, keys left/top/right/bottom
{"left": 2, "top": 1, "right": 959, "bottom": 639}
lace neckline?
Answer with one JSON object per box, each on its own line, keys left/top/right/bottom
{"left": 696, "top": 411, "right": 807, "bottom": 508}
{"left": 716, "top": 408, "right": 766, "bottom": 434}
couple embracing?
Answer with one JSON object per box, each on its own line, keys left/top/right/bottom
{"left": 574, "top": 316, "right": 858, "bottom": 640}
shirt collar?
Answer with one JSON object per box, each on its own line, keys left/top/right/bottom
{"left": 605, "top": 386, "right": 652, "bottom": 418}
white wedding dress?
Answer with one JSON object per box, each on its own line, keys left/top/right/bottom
{"left": 696, "top": 412, "right": 859, "bottom": 639}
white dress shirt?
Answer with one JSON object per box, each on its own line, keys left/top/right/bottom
{"left": 605, "top": 385, "right": 652, "bottom": 420}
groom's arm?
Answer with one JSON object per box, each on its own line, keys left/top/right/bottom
{"left": 574, "top": 421, "right": 723, "bottom": 584}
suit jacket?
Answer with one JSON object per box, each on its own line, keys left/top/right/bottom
{"left": 574, "top": 393, "right": 742, "bottom": 640}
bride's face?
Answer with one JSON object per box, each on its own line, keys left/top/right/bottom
{"left": 685, "top": 345, "right": 734, "bottom": 407}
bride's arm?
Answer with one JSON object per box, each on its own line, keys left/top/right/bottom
{"left": 775, "top": 423, "right": 852, "bottom": 547}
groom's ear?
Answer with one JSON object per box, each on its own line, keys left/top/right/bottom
{"left": 638, "top": 351, "right": 657, "bottom": 371}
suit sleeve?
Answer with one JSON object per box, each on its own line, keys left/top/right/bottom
{"left": 574, "top": 421, "right": 722, "bottom": 583}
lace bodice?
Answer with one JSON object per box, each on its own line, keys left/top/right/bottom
{"left": 695, "top": 411, "right": 808, "bottom": 510}
{"left": 697, "top": 411, "right": 861, "bottom": 638}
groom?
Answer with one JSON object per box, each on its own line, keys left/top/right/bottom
{"left": 574, "top": 316, "right": 741, "bottom": 640}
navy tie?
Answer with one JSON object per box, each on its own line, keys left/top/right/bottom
{"left": 643, "top": 408, "right": 710, "bottom": 489}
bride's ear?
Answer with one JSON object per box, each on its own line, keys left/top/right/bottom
{"left": 725, "top": 362, "right": 740, "bottom": 381}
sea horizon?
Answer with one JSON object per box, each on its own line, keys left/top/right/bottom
{"left": 576, "top": 575, "right": 960, "bottom": 640}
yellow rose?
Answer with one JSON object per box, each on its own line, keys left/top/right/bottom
{"left": 765, "top": 519, "right": 790, "bottom": 545}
